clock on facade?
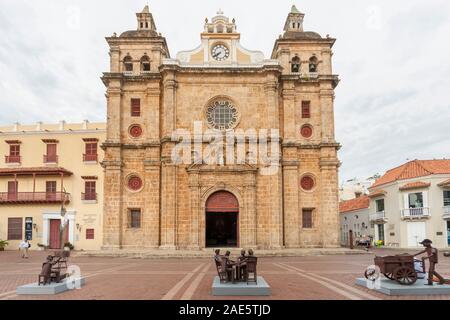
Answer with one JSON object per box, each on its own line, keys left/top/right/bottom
{"left": 211, "top": 44, "right": 230, "bottom": 61}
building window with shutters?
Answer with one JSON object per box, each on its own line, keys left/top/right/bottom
{"left": 43, "top": 143, "right": 58, "bottom": 163}
{"left": 302, "top": 209, "right": 313, "bottom": 229}
{"left": 86, "top": 229, "right": 95, "bottom": 240}
{"left": 46, "top": 181, "right": 57, "bottom": 201}
{"left": 83, "top": 138, "right": 99, "bottom": 162}
{"left": 8, "top": 217, "right": 23, "bottom": 240}
{"left": 128, "top": 209, "right": 142, "bottom": 229}
{"left": 7, "top": 181, "right": 18, "bottom": 201}
{"left": 131, "top": 99, "right": 141, "bottom": 117}
{"left": 302, "top": 101, "right": 311, "bottom": 118}
{"left": 83, "top": 181, "right": 97, "bottom": 201}
{"left": 6, "top": 144, "right": 21, "bottom": 163}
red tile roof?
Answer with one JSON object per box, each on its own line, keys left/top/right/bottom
{"left": 0, "top": 167, "right": 73, "bottom": 176}
{"left": 399, "top": 181, "right": 431, "bottom": 191}
{"left": 368, "top": 189, "right": 387, "bottom": 198}
{"left": 339, "top": 196, "right": 370, "bottom": 214}
{"left": 371, "top": 160, "right": 450, "bottom": 188}
{"left": 438, "top": 179, "right": 450, "bottom": 187}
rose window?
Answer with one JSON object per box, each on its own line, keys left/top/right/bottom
{"left": 206, "top": 100, "right": 239, "bottom": 130}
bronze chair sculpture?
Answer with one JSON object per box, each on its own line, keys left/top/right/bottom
{"left": 38, "top": 251, "right": 70, "bottom": 286}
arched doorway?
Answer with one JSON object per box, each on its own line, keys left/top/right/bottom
{"left": 205, "top": 191, "right": 239, "bottom": 248}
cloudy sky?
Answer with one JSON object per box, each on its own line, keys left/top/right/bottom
{"left": 0, "top": 0, "right": 449, "bottom": 183}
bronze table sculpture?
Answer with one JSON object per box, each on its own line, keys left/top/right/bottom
{"left": 214, "top": 249, "right": 258, "bottom": 285}
{"left": 38, "top": 250, "right": 70, "bottom": 286}
{"left": 414, "top": 239, "right": 445, "bottom": 286}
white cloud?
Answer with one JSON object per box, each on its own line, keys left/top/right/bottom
{"left": 0, "top": 0, "right": 449, "bottom": 182}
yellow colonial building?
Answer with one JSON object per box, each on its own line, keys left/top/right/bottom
{"left": 0, "top": 121, "right": 105, "bottom": 250}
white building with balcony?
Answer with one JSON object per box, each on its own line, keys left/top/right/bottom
{"left": 368, "top": 159, "right": 450, "bottom": 248}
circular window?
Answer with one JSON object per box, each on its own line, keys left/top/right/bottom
{"left": 301, "top": 125, "right": 313, "bottom": 138}
{"left": 129, "top": 125, "right": 143, "bottom": 138}
{"left": 127, "top": 175, "right": 143, "bottom": 191}
{"left": 206, "top": 99, "right": 239, "bottom": 131}
{"left": 301, "top": 176, "right": 315, "bottom": 191}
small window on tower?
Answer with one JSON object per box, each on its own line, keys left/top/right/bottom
{"left": 124, "top": 55, "right": 133, "bottom": 72}
{"left": 140, "top": 22, "right": 144, "bottom": 28}
{"left": 302, "top": 101, "right": 311, "bottom": 118}
{"left": 145, "top": 22, "right": 149, "bottom": 28}
{"left": 309, "top": 56, "right": 318, "bottom": 73}
{"left": 131, "top": 99, "right": 141, "bottom": 117}
{"left": 141, "top": 55, "right": 151, "bottom": 72}
{"left": 291, "top": 56, "right": 300, "bottom": 73}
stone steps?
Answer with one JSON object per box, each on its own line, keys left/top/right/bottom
{"left": 74, "top": 248, "right": 369, "bottom": 259}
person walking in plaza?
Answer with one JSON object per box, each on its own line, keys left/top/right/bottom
{"left": 19, "top": 239, "right": 30, "bottom": 259}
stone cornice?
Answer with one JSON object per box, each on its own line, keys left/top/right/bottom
{"left": 282, "top": 142, "right": 341, "bottom": 150}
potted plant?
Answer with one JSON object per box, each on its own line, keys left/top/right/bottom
{"left": 0, "top": 240, "right": 9, "bottom": 251}
{"left": 64, "top": 242, "right": 74, "bottom": 251}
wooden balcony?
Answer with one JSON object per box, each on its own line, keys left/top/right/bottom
{"left": 83, "top": 154, "right": 98, "bottom": 162}
{"left": 81, "top": 193, "right": 97, "bottom": 201}
{"left": 5, "top": 155, "right": 21, "bottom": 164}
{"left": 43, "top": 155, "right": 58, "bottom": 163}
{"left": 0, "top": 192, "right": 70, "bottom": 204}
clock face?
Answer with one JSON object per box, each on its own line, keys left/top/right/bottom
{"left": 211, "top": 44, "right": 230, "bottom": 61}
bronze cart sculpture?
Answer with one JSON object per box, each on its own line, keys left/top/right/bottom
{"left": 364, "top": 254, "right": 424, "bottom": 286}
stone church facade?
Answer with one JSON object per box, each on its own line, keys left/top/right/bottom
{"left": 101, "top": 5, "right": 341, "bottom": 250}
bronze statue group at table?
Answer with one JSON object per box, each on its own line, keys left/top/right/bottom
{"left": 214, "top": 249, "right": 258, "bottom": 284}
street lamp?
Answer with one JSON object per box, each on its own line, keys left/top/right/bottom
{"left": 59, "top": 189, "right": 69, "bottom": 250}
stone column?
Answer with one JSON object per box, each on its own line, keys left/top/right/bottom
{"left": 282, "top": 160, "right": 300, "bottom": 248}
{"left": 188, "top": 173, "right": 201, "bottom": 250}
{"left": 319, "top": 156, "right": 340, "bottom": 247}
{"left": 109, "top": 45, "right": 120, "bottom": 73}
{"left": 160, "top": 73, "right": 178, "bottom": 249}
{"left": 102, "top": 156, "right": 123, "bottom": 249}
{"left": 106, "top": 85, "right": 122, "bottom": 143}
{"left": 320, "top": 85, "right": 335, "bottom": 143}
{"left": 243, "top": 174, "right": 257, "bottom": 248}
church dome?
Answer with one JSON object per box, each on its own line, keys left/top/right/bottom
{"left": 282, "top": 31, "right": 322, "bottom": 40}
{"left": 120, "top": 30, "right": 159, "bottom": 38}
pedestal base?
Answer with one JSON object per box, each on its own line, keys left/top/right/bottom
{"left": 355, "top": 278, "right": 450, "bottom": 296}
{"left": 16, "top": 277, "right": 86, "bottom": 295}
{"left": 212, "top": 276, "right": 271, "bottom": 296}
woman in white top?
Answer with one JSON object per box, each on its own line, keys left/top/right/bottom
{"left": 19, "top": 240, "right": 30, "bottom": 259}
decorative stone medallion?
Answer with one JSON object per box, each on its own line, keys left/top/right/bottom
{"left": 300, "top": 124, "right": 313, "bottom": 138}
{"left": 129, "top": 124, "right": 143, "bottom": 138}
{"left": 301, "top": 175, "right": 315, "bottom": 191}
{"left": 127, "top": 175, "right": 143, "bottom": 191}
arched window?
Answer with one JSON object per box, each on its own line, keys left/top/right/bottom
{"left": 141, "top": 55, "right": 151, "bottom": 72}
{"left": 216, "top": 24, "right": 224, "bottom": 33}
{"left": 123, "top": 55, "right": 133, "bottom": 72}
{"left": 291, "top": 56, "right": 300, "bottom": 73}
{"left": 309, "top": 56, "right": 318, "bottom": 73}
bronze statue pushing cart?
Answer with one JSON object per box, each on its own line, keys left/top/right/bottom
{"left": 365, "top": 254, "right": 425, "bottom": 286}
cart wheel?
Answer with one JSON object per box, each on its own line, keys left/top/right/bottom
{"left": 364, "top": 267, "right": 380, "bottom": 281}
{"left": 383, "top": 272, "right": 395, "bottom": 280}
{"left": 393, "top": 267, "right": 417, "bottom": 285}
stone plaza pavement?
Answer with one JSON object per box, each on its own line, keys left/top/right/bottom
{"left": 1, "top": 248, "right": 450, "bottom": 300}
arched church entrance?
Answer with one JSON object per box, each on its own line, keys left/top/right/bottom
{"left": 205, "top": 191, "right": 239, "bottom": 248}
